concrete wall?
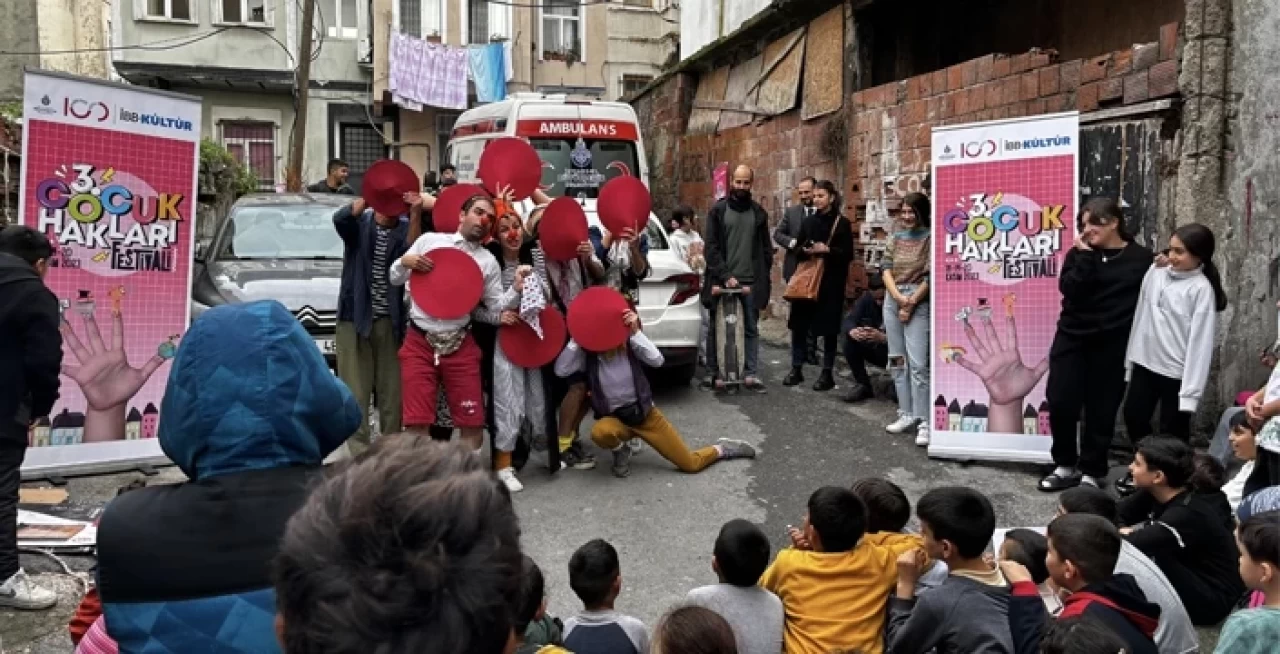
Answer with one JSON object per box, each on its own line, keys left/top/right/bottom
{"left": 605, "top": 2, "right": 678, "bottom": 100}
{"left": 1220, "top": 0, "right": 1280, "bottom": 403}
{"left": 680, "top": 0, "right": 771, "bottom": 61}
{"left": 0, "top": 0, "right": 40, "bottom": 101}
{"left": 115, "top": 1, "right": 292, "bottom": 71}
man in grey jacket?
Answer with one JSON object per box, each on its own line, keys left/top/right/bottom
{"left": 773, "top": 177, "right": 818, "bottom": 364}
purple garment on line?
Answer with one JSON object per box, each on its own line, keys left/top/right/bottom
{"left": 387, "top": 32, "right": 467, "bottom": 111}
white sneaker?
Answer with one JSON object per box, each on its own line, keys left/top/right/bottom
{"left": 886, "top": 415, "right": 920, "bottom": 434}
{"left": 0, "top": 570, "right": 58, "bottom": 610}
{"left": 628, "top": 438, "right": 644, "bottom": 454}
{"left": 497, "top": 467, "right": 524, "bottom": 493}
{"left": 915, "top": 425, "right": 931, "bottom": 447}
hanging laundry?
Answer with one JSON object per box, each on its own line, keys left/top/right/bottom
{"left": 421, "top": 42, "right": 469, "bottom": 110}
{"left": 468, "top": 42, "right": 507, "bottom": 104}
{"left": 388, "top": 31, "right": 423, "bottom": 111}
{"left": 504, "top": 41, "right": 514, "bottom": 82}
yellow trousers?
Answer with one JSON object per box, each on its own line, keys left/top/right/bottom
{"left": 590, "top": 407, "right": 719, "bottom": 473}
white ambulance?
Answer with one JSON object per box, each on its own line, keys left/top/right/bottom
{"left": 447, "top": 93, "right": 701, "bottom": 383}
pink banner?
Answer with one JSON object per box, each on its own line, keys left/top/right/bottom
{"left": 713, "top": 162, "right": 729, "bottom": 200}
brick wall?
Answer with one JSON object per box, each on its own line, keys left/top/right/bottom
{"left": 633, "top": 25, "right": 1182, "bottom": 316}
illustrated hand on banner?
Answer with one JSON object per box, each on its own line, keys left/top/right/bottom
{"left": 951, "top": 297, "right": 1048, "bottom": 434}
{"left": 60, "top": 302, "right": 170, "bottom": 442}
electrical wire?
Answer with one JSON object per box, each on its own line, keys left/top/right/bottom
{"left": 482, "top": 0, "right": 680, "bottom": 24}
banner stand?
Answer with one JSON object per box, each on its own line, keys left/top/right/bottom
{"left": 926, "top": 112, "right": 1079, "bottom": 464}
{"left": 18, "top": 68, "right": 201, "bottom": 479}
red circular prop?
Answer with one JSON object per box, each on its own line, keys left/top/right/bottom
{"left": 431, "top": 183, "right": 489, "bottom": 235}
{"left": 499, "top": 307, "right": 567, "bottom": 368}
{"left": 361, "top": 160, "right": 419, "bottom": 217}
{"left": 409, "top": 248, "right": 483, "bottom": 320}
{"left": 478, "top": 137, "right": 543, "bottom": 201}
{"left": 597, "top": 175, "right": 651, "bottom": 238}
{"left": 538, "top": 197, "right": 590, "bottom": 261}
{"left": 566, "top": 287, "right": 631, "bottom": 353}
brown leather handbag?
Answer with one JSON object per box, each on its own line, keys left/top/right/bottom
{"left": 783, "top": 216, "right": 840, "bottom": 302}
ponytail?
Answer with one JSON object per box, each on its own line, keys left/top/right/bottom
{"left": 1174, "top": 223, "right": 1228, "bottom": 312}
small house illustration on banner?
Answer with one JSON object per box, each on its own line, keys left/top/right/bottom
{"left": 30, "top": 416, "right": 51, "bottom": 447}
{"left": 1038, "top": 401, "right": 1052, "bottom": 435}
{"left": 947, "top": 399, "right": 962, "bottom": 432}
{"left": 1023, "top": 404, "right": 1038, "bottom": 435}
{"left": 961, "top": 401, "right": 978, "bottom": 432}
{"left": 126, "top": 407, "right": 143, "bottom": 440}
{"left": 51, "top": 408, "right": 85, "bottom": 445}
{"left": 142, "top": 403, "right": 160, "bottom": 439}
{"left": 934, "top": 396, "right": 949, "bottom": 431}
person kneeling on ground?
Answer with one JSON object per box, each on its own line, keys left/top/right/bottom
{"left": 274, "top": 435, "right": 525, "bottom": 653}
{"left": 1003, "top": 513, "right": 1161, "bottom": 654}
{"left": 554, "top": 295, "right": 755, "bottom": 478}
{"left": 96, "top": 300, "right": 361, "bottom": 652}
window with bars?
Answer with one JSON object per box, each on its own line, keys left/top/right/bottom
{"left": 541, "top": 0, "right": 582, "bottom": 61}
{"left": 339, "top": 123, "right": 388, "bottom": 195}
{"left": 221, "top": 122, "right": 277, "bottom": 190}
{"left": 622, "top": 0, "right": 652, "bottom": 6}
{"left": 397, "top": 0, "right": 442, "bottom": 38}
{"left": 467, "top": 0, "right": 490, "bottom": 44}
{"left": 619, "top": 74, "right": 653, "bottom": 99}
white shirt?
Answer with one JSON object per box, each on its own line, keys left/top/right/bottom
{"left": 669, "top": 228, "right": 704, "bottom": 267}
{"left": 1125, "top": 265, "right": 1217, "bottom": 412}
{"left": 1224, "top": 460, "right": 1256, "bottom": 511}
{"left": 388, "top": 232, "right": 515, "bottom": 332}
{"left": 1265, "top": 360, "right": 1280, "bottom": 404}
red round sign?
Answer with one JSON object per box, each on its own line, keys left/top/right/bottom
{"left": 538, "top": 197, "right": 590, "bottom": 261}
{"left": 431, "top": 183, "right": 488, "bottom": 235}
{"left": 597, "top": 175, "right": 651, "bottom": 238}
{"left": 566, "top": 287, "right": 632, "bottom": 353}
{"left": 499, "top": 307, "right": 568, "bottom": 369}
{"left": 361, "top": 160, "right": 419, "bottom": 217}
{"left": 409, "top": 248, "right": 483, "bottom": 320}
{"left": 478, "top": 137, "right": 543, "bottom": 202}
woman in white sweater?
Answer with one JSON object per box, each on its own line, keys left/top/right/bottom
{"left": 1118, "top": 223, "right": 1228, "bottom": 494}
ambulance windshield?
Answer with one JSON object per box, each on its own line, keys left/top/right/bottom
{"left": 531, "top": 138, "right": 640, "bottom": 198}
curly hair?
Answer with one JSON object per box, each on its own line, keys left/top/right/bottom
{"left": 273, "top": 435, "right": 523, "bottom": 654}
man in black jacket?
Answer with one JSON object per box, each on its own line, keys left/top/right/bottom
{"left": 773, "top": 177, "right": 819, "bottom": 364}
{"left": 702, "top": 165, "right": 774, "bottom": 392}
{"left": 0, "top": 225, "right": 61, "bottom": 610}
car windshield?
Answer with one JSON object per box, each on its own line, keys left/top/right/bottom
{"left": 218, "top": 204, "right": 344, "bottom": 260}
{"left": 533, "top": 138, "right": 640, "bottom": 199}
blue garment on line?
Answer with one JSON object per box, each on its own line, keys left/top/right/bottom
{"left": 469, "top": 42, "right": 507, "bottom": 103}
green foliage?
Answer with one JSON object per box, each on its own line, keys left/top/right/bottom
{"left": 198, "top": 138, "right": 258, "bottom": 198}
{"left": 0, "top": 101, "right": 21, "bottom": 122}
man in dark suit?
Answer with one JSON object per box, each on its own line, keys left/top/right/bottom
{"left": 773, "top": 176, "right": 819, "bottom": 364}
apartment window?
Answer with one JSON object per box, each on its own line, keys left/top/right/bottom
{"left": 622, "top": 0, "right": 652, "bottom": 6}
{"left": 221, "top": 122, "right": 277, "bottom": 191}
{"left": 436, "top": 112, "right": 460, "bottom": 169}
{"left": 327, "top": 0, "right": 358, "bottom": 38}
{"left": 467, "top": 0, "right": 489, "bottom": 43}
{"left": 399, "top": 0, "right": 421, "bottom": 37}
{"left": 218, "top": 0, "right": 267, "bottom": 24}
{"left": 338, "top": 123, "right": 388, "bottom": 194}
{"left": 541, "top": 0, "right": 582, "bottom": 61}
{"left": 146, "top": 0, "right": 192, "bottom": 21}
{"left": 619, "top": 74, "right": 653, "bottom": 99}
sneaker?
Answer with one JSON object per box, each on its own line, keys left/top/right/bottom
{"left": 628, "top": 438, "right": 644, "bottom": 454}
{"left": 497, "top": 467, "right": 524, "bottom": 493}
{"left": 886, "top": 414, "right": 920, "bottom": 434}
{"left": 840, "top": 384, "right": 873, "bottom": 404}
{"left": 0, "top": 570, "right": 58, "bottom": 610}
{"left": 915, "top": 425, "right": 931, "bottom": 447}
{"left": 716, "top": 438, "right": 757, "bottom": 460}
{"left": 743, "top": 377, "right": 767, "bottom": 394}
{"left": 612, "top": 446, "right": 633, "bottom": 478}
{"left": 561, "top": 442, "right": 597, "bottom": 470}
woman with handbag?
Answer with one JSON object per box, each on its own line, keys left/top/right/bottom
{"left": 782, "top": 180, "right": 853, "bottom": 391}
{"left": 882, "top": 192, "right": 932, "bottom": 446}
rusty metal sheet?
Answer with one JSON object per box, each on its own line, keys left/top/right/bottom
{"left": 718, "top": 54, "right": 764, "bottom": 132}
{"left": 688, "top": 66, "right": 730, "bottom": 135}
{"left": 757, "top": 28, "right": 806, "bottom": 116}
{"left": 801, "top": 5, "right": 845, "bottom": 121}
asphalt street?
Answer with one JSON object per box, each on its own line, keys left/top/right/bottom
{"left": 2, "top": 331, "right": 1220, "bottom": 651}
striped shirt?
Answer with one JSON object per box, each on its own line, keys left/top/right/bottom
{"left": 371, "top": 225, "right": 392, "bottom": 317}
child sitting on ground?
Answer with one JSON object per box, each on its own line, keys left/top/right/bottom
{"left": 1004, "top": 513, "right": 1161, "bottom": 654}
{"left": 515, "top": 556, "right": 569, "bottom": 654}
{"left": 652, "top": 605, "right": 738, "bottom": 654}
{"left": 1117, "top": 437, "right": 1246, "bottom": 625}
{"left": 1056, "top": 486, "right": 1199, "bottom": 654}
{"left": 1214, "top": 510, "right": 1280, "bottom": 653}
{"left": 685, "top": 519, "right": 783, "bottom": 654}
{"left": 1223, "top": 412, "right": 1261, "bottom": 510}
{"left": 887, "top": 486, "right": 1013, "bottom": 653}
{"left": 851, "top": 477, "right": 949, "bottom": 591}
{"left": 563, "top": 539, "right": 649, "bottom": 654}
{"left": 761, "top": 486, "right": 921, "bottom": 654}
{"left": 999, "top": 528, "right": 1061, "bottom": 614}
{"left": 1038, "top": 615, "right": 1132, "bottom": 654}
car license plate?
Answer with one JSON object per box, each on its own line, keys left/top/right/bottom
{"left": 315, "top": 338, "right": 337, "bottom": 355}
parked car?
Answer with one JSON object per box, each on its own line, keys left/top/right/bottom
{"left": 191, "top": 193, "right": 346, "bottom": 367}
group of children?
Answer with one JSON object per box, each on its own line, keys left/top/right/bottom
{"left": 505, "top": 465, "right": 1277, "bottom": 654}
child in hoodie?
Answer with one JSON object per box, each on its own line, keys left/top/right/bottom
{"left": 1215, "top": 510, "right": 1280, "bottom": 654}
{"left": 887, "top": 487, "right": 1013, "bottom": 653}
{"left": 1004, "top": 513, "right": 1161, "bottom": 654}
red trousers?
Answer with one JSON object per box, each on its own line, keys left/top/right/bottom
{"left": 399, "top": 328, "right": 485, "bottom": 428}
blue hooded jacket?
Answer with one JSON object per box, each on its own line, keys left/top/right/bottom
{"left": 97, "top": 300, "right": 360, "bottom": 653}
